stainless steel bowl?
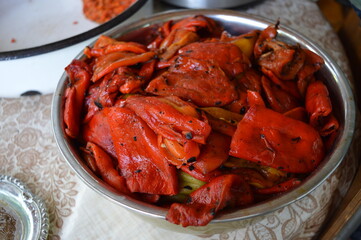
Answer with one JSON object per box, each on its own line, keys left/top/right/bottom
{"left": 52, "top": 9, "right": 356, "bottom": 234}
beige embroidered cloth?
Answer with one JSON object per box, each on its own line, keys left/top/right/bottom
{"left": 0, "top": 0, "right": 360, "bottom": 239}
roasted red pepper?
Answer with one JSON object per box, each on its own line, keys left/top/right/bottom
{"left": 104, "top": 107, "right": 178, "bottom": 195}
{"left": 63, "top": 59, "right": 92, "bottom": 138}
{"left": 83, "top": 108, "right": 117, "bottom": 159}
{"left": 254, "top": 23, "right": 278, "bottom": 59}
{"left": 261, "top": 75, "right": 300, "bottom": 113}
{"left": 125, "top": 95, "right": 211, "bottom": 144}
{"left": 180, "top": 166, "right": 222, "bottom": 182}
{"left": 225, "top": 68, "right": 262, "bottom": 114}
{"left": 192, "top": 132, "right": 231, "bottom": 174}
{"left": 305, "top": 80, "right": 333, "bottom": 128}
{"left": 166, "top": 174, "right": 253, "bottom": 227}
{"left": 319, "top": 114, "right": 339, "bottom": 137}
{"left": 261, "top": 67, "right": 302, "bottom": 100}
{"left": 146, "top": 55, "right": 238, "bottom": 107}
{"left": 91, "top": 51, "right": 156, "bottom": 82}
{"left": 297, "top": 49, "right": 324, "bottom": 96}
{"left": 170, "top": 15, "right": 221, "bottom": 35}
{"left": 202, "top": 107, "right": 243, "bottom": 123}
{"left": 161, "top": 137, "right": 201, "bottom": 167}
{"left": 230, "top": 106, "right": 325, "bottom": 173}
{"left": 246, "top": 90, "right": 266, "bottom": 108}
{"left": 255, "top": 178, "right": 302, "bottom": 195}
{"left": 83, "top": 69, "right": 124, "bottom": 123}
{"left": 85, "top": 142, "right": 130, "bottom": 194}
{"left": 84, "top": 35, "right": 147, "bottom": 58}
{"left": 178, "top": 42, "right": 250, "bottom": 78}
{"left": 258, "top": 43, "right": 305, "bottom": 81}
{"left": 228, "top": 167, "right": 275, "bottom": 189}
{"left": 203, "top": 113, "right": 237, "bottom": 137}
{"left": 159, "top": 29, "right": 199, "bottom": 61}
{"left": 283, "top": 107, "right": 308, "bottom": 122}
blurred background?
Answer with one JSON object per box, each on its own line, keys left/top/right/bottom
{"left": 317, "top": 0, "right": 361, "bottom": 109}
{"left": 317, "top": 1, "right": 361, "bottom": 239}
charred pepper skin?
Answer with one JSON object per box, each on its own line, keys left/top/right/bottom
{"left": 62, "top": 15, "right": 338, "bottom": 227}
{"left": 230, "top": 106, "right": 325, "bottom": 174}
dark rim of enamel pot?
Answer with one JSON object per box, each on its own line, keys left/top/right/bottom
{"left": 0, "top": 0, "right": 148, "bottom": 61}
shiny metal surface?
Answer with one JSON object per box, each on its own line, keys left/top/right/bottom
{"left": 160, "top": 0, "right": 259, "bottom": 9}
{"left": 0, "top": 175, "right": 49, "bottom": 240}
{"left": 52, "top": 9, "right": 356, "bottom": 228}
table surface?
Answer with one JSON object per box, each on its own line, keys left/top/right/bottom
{"left": 0, "top": 0, "right": 359, "bottom": 239}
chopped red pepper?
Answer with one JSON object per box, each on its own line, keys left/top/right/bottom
{"left": 254, "top": 23, "right": 278, "bottom": 59}
{"left": 161, "top": 137, "right": 201, "bottom": 167}
{"left": 296, "top": 49, "right": 324, "bottom": 97}
{"left": 170, "top": 15, "right": 222, "bottom": 37}
{"left": 91, "top": 51, "right": 156, "bottom": 82}
{"left": 83, "top": 69, "right": 123, "bottom": 123}
{"left": 63, "top": 60, "right": 92, "bottom": 138}
{"left": 297, "top": 49, "right": 324, "bottom": 90}
{"left": 255, "top": 178, "right": 302, "bottom": 195}
{"left": 159, "top": 29, "right": 199, "bottom": 61}
{"left": 228, "top": 167, "right": 275, "bottom": 189}
{"left": 261, "top": 75, "right": 300, "bottom": 113}
{"left": 83, "top": 109, "right": 117, "bottom": 159}
{"left": 261, "top": 67, "right": 302, "bottom": 100}
{"left": 84, "top": 35, "right": 147, "bottom": 58}
{"left": 166, "top": 174, "right": 253, "bottom": 227}
{"left": 247, "top": 90, "right": 266, "bottom": 108}
{"left": 105, "top": 107, "right": 178, "bottom": 195}
{"left": 192, "top": 132, "right": 231, "bottom": 174}
{"left": 146, "top": 56, "right": 238, "bottom": 107}
{"left": 230, "top": 106, "right": 325, "bottom": 173}
{"left": 180, "top": 166, "right": 222, "bottom": 182}
{"left": 305, "top": 80, "right": 332, "bottom": 128}
{"left": 319, "top": 114, "right": 339, "bottom": 137}
{"left": 225, "top": 69, "right": 262, "bottom": 114}
{"left": 125, "top": 95, "right": 211, "bottom": 144}
{"left": 283, "top": 107, "right": 308, "bottom": 122}
{"left": 205, "top": 113, "right": 237, "bottom": 137}
{"left": 258, "top": 44, "right": 305, "bottom": 81}
{"left": 178, "top": 42, "right": 251, "bottom": 78}
{"left": 85, "top": 142, "right": 130, "bottom": 194}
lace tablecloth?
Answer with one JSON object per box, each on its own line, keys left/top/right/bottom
{"left": 0, "top": 0, "right": 359, "bottom": 239}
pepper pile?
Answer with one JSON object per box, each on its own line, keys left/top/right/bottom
{"left": 62, "top": 15, "right": 339, "bottom": 227}
{"left": 82, "top": 0, "right": 136, "bottom": 23}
